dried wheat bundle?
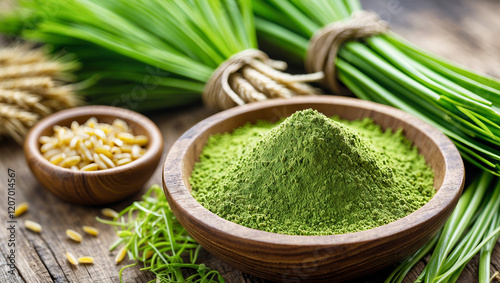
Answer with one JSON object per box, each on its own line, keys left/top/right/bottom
{"left": 0, "top": 43, "right": 80, "bottom": 143}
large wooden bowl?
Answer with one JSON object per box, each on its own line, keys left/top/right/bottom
{"left": 25, "top": 106, "right": 163, "bottom": 205}
{"left": 163, "top": 96, "right": 464, "bottom": 281}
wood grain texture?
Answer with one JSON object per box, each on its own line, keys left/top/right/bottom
{"left": 163, "top": 96, "right": 464, "bottom": 282}
{"left": 0, "top": 0, "right": 499, "bottom": 282}
{"left": 24, "top": 106, "right": 163, "bottom": 205}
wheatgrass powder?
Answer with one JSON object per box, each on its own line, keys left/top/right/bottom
{"left": 190, "top": 109, "right": 434, "bottom": 235}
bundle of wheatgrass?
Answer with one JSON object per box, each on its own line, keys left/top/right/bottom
{"left": 253, "top": 0, "right": 500, "bottom": 176}
{"left": 0, "top": 0, "right": 322, "bottom": 112}
{"left": 253, "top": 0, "right": 500, "bottom": 281}
{"left": 0, "top": 43, "right": 80, "bottom": 143}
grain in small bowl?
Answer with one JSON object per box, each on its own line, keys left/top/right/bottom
{"left": 25, "top": 106, "right": 163, "bottom": 205}
{"left": 163, "top": 96, "right": 464, "bottom": 282}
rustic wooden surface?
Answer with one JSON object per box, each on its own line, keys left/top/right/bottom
{"left": 0, "top": 0, "right": 499, "bottom": 282}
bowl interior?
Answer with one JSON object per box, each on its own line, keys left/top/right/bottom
{"left": 36, "top": 115, "right": 152, "bottom": 153}
{"left": 31, "top": 107, "right": 156, "bottom": 171}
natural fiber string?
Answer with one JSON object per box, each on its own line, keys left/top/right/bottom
{"left": 306, "top": 11, "right": 389, "bottom": 95}
{"left": 203, "top": 49, "right": 324, "bottom": 110}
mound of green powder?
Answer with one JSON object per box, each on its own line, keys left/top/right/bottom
{"left": 190, "top": 109, "right": 434, "bottom": 235}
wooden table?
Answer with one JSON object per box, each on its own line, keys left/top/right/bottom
{"left": 1, "top": 0, "right": 499, "bottom": 282}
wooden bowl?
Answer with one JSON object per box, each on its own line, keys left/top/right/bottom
{"left": 25, "top": 106, "right": 163, "bottom": 205}
{"left": 163, "top": 96, "right": 464, "bottom": 282}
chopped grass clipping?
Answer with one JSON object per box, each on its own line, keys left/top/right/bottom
{"left": 2, "top": 0, "right": 319, "bottom": 111}
{"left": 97, "top": 185, "right": 224, "bottom": 283}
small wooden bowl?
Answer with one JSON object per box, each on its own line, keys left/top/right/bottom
{"left": 163, "top": 96, "right": 464, "bottom": 282}
{"left": 25, "top": 106, "right": 163, "bottom": 205}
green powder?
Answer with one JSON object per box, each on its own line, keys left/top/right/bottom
{"left": 190, "top": 109, "right": 434, "bottom": 235}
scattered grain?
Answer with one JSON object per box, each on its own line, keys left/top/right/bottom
{"left": 101, "top": 208, "right": 119, "bottom": 218}
{"left": 115, "top": 247, "right": 127, "bottom": 264}
{"left": 14, "top": 202, "right": 29, "bottom": 217}
{"left": 145, "top": 250, "right": 154, "bottom": 260}
{"left": 77, "top": 256, "right": 94, "bottom": 264}
{"left": 82, "top": 225, "right": 99, "bottom": 236}
{"left": 66, "top": 252, "right": 78, "bottom": 266}
{"left": 66, "top": 229, "right": 83, "bottom": 242}
{"left": 25, "top": 220, "right": 42, "bottom": 233}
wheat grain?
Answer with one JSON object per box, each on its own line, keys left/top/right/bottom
{"left": 25, "top": 220, "right": 42, "bottom": 233}
{"left": 116, "top": 158, "right": 132, "bottom": 166}
{"left": 95, "top": 147, "right": 113, "bottom": 158}
{"left": 115, "top": 247, "right": 127, "bottom": 264}
{"left": 112, "top": 119, "right": 128, "bottom": 131}
{"left": 40, "top": 142, "right": 55, "bottom": 153}
{"left": 82, "top": 225, "right": 99, "bottom": 236}
{"left": 60, "top": 156, "right": 82, "bottom": 168}
{"left": 77, "top": 257, "right": 94, "bottom": 264}
{"left": 66, "top": 229, "right": 83, "bottom": 242}
{"left": 101, "top": 208, "right": 119, "bottom": 218}
{"left": 93, "top": 153, "right": 108, "bottom": 169}
{"left": 66, "top": 252, "right": 78, "bottom": 266}
{"left": 14, "top": 202, "right": 29, "bottom": 217}
{"left": 114, "top": 153, "right": 131, "bottom": 160}
{"left": 99, "top": 153, "right": 115, "bottom": 168}
{"left": 80, "top": 163, "right": 99, "bottom": 171}
{"left": 145, "top": 250, "right": 154, "bottom": 260}
{"left": 116, "top": 132, "right": 135, "bottom": 143}
{"left": 40, "top": 117, "right": 148, "bottom": 170}
{"left": 134, "top": 135, "right": 148, "bottom": 146}
{"left": 49, "top": 153, "right": 66, "bottom": 165}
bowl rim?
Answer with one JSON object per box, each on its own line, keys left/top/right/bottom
{"left": 24, "top": 105, "right": 163, "bottom": 175}
{"left": 163, "top": 96, "right": 464, "bottom": 246}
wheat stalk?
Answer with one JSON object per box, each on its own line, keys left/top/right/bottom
{"left": 0, "top": 103, "right": 39, "bottom": 143}
{"left": 0, "top": 77, "right": 54, "bottom": 92}
{"left": 0, "top": 43, "right": 80, "bottom": 143}
{"left": 0, "top": 62, "right": 66, "bottom": 80}
{"left": 0, "top": 44, "right": 46, "bottom": 66}
{"left": 0, "top": 88, "right": 51, "bottom": 115}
